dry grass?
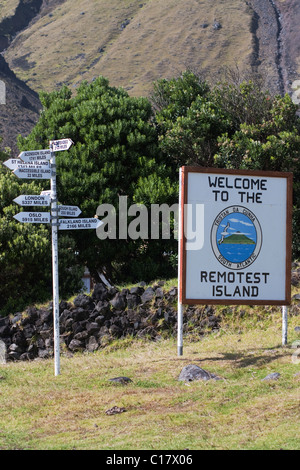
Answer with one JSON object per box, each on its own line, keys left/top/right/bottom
{"left": 0, "top": 308, "right": 299, "bottom": 450}
{"left": 4, "top": 0, "right": 253, "bottom": 97}
{"left": 0, "top": 0, "right": 18, "bottom": 19}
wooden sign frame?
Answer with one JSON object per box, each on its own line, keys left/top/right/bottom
{"left": 179, "top": 167, "right": 293, "bottom": 306}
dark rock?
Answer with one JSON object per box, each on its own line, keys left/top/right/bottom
{"left": 130, "top": 286, "right": 144, "bottom": 295}
{"left": 155, "top": 287, "right": 164, "bottom": 298}
{"left": 60, "top": 309, "right": 72, "bottom": 324}
{"left": 22, "top": 324, "right": 36, "bottom": 339}
{"left": 39, "top": 329, "right": 52, "bottom": 340}
{"left": 72, "top": 320, "right": 87, "bottom": 335}
{"left": 68, "top": 339, "right": 85, "bottom": 351}
{"left": 94, "top": 301, "right": 111, "bottom": 316}
{"left": 121, "top": 19, "right": 130, "bottom": 29}
{"left": 108, "top": 376, "right": 132, "bottom": 384}
{"left": 294, "top": 326, "right": 300, "bottom": 332}
{"left": 178, "top": 364, "right": 221, "bottom": 382}
{"left": 87, "top": 336, "right": 99, "bottom": 352}
{"left": 108, "top": 287, "right": 119, "bottom": 298}
{"left": 73, "top": 294, "right": 94, "bottom": 310}
{"left": 168, "top": 287, "right": 177, "bottom": 297}
{"left": 213, "top": 21, "right": 222, "bottom": 30}
{"left": 74, "top": 330, "right": 88, "bottom": 341}
{"left": 94, "top": 315, "right": 105, "bottom": 326}
{"left": 59, "top": 300, "right": 70, "bottom": 313}
{"left": 141, "top": 287, "right": 155, "bottom": 303}
{"left": 8, "top": 343, "right": 22, "bottom": 353}
{"left": 8, "top": 351, "right": 21, "bottom": 360}
{"left": 91, "top": 283, "right": 109, "bottom": 302}
{"left": 110, "top": 292, "right": 126, "bottom": 310}
{"left": 22, "top": 307, "right": 38, "bottom": 325}
{"left": 20, "top": 352, "right": 34, "bottom": 361}
{"left": 64, "top": 318, "right": 74, "bottom": 330}
{"left": 38, "top": 349, "right": 50, "bottom": 359}
{"left": 86, "top": 322, "right": 100, "bottom": 334}
{"left": 105, "top": 406, "right": 126, "bottom": 415}
{"left": 39, "top": 308, "right": 53, "bottom": 324}
{"left": 72, "top": 308, "right": 89, "bottom": 322}
{"left": 126, "top": 293, "right": 140, "bottom": 309}
{"left": 12, "top": 331, "right": 27, "bottom": 348}
{"left": 262, "top": 372, "right": 281, "bottom": 381}
{"left": 0, "top": 325, "right": 10, "bottom": 337}
{"left": 109, "top": 324, "right": 122, "bottom": 337}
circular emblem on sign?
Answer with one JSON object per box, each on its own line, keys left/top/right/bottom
{"left": 211, "top": 206, "right": 262, "bottom": 270}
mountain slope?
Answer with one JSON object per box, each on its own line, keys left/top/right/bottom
{"left": 0, "top": 1, "right": 44, "bottom": 152}
{"left": 3, "top": 0, "right": 291, "bottom": 97}
{"left": 0, "top": 55, "right": 41, "bottom": 153}
{"left": 0, "top": 0, "right": 299, "bottom": 150}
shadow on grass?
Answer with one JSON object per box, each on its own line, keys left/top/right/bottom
{"left": 192, "top": 346, "right": 288, "bottom": 369}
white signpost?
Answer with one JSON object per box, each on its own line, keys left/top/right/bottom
{"left": 14, "top": 166, "right": 51, "bottom": 180}
{"left": 8, "top": 138, "right": 102, "bottom": 376}
{"left": 13, "top": 212, "right": 51, "bottom": 224}
{"left": 51, "top": 138, "right": 73, "bottom": 152}
{"left": 57, "top": 205, "right": 81, "bottom": 218}
{"left": 19, "top": 149, "right": 51, "bottom": 163}
{"left": 59, "top": 218, "right": 103, "bottom": 230}
{"left": 4, "top": 159, "right": 51, "bottom": 173}
{"left": 3, "top": 159, "right": 22, "bottom": 170}
{"left": 178, "top": 167, "right": 293, "bottom": 355}
{"left": 13, "top": 195, "right": 51, "bottom": 207}
{"left": 41, "top": 190, "right": 52, "bottom": 197}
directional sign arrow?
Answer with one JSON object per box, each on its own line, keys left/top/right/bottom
{"left": 19, "top": 149, "right": 51, "bottom": 163}
{"left": 14, "top": 167, "right": 51, "bottom": 180}
{"left": 58, "top": 205, "right": 81, "bottom": 217}
{"left": 17, "top": 161, "right": 50, "bottom": 169}
{"left": 2, "top": 159, "right": 22, "bottom": 170}
{"left": 41, "top": 190, "right": 52, "bottom": 196}
{"left": 13, "top": 195, "right": 51, "bottom": 207}
{"left": 50, "top": 138, "right": 74, "bottom": 152}
{"left": 14, "top": 212, "right": 51, "bottom": 224}
{"left": 4, "top": 160, "right": 50, "bottom": 171}
{"left": 58, "top": 218, "right": 103, "bottom": 230}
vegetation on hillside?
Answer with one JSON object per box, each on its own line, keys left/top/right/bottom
{"left": 3, "top": 0, "right": 254, "bottom": 97}
{"left": 0, "top": 71, "right": 299, "bottom": 315}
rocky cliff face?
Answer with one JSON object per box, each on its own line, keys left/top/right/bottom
{"left": 0, "top": 0, "right": 43, "bottom": 153}
{"left": 247, "top": 0, "right": 298, "bottom": 95}
{"left": 0, "top": 55, "right": 41, "bottom": 153}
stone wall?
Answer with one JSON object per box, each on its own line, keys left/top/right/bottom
{"left": 1, "top": 260, "right": 299, "bottom": 363}
{"left": 0, "top": 282, "right": 221, "bottom": 362}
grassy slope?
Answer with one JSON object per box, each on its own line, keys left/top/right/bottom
{"left": 0, "top": 295, "right": 299, "bottom": 450}
{"left": 3, "top": 0, "right": 253, "bottom": 96}
{"left": 0, "top": 0, "right": 18, "bottom": 19}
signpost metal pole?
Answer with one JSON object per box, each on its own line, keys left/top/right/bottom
{"left": 50, "top": 143, "right": 60, "bottom": 376}
{"left": 282, "top": 305, "right": 288, "bottom": 346}
{"left": 177, "top": 168, "right": 184, "bottom": 356}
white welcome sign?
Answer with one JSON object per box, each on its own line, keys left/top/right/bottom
{"left": 179, "top": 167, "right": 293, "bottom": 306}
